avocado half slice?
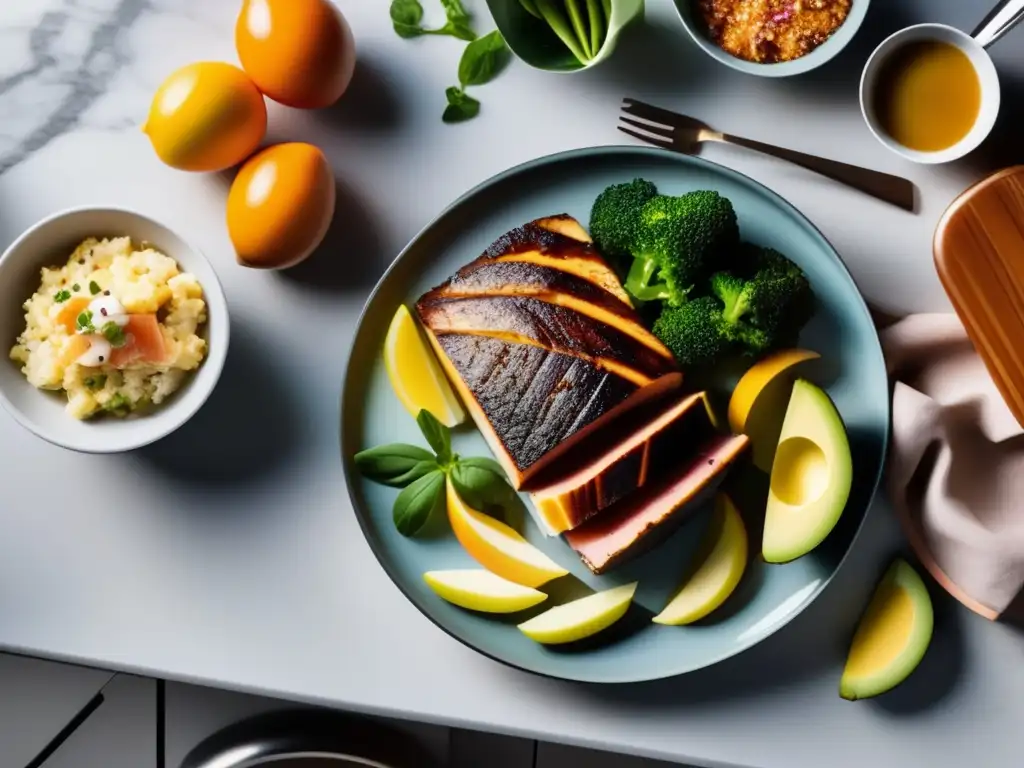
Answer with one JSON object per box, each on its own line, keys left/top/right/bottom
{"left": 763, "top": 379, "right": 852, "bottom": 564}
{"left": 840, "top": 558, "right": 934, "bottom": 700}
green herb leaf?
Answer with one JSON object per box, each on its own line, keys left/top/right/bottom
{"left": 431, "top": 19, "right": 476, "bottom": 40}
{"left": 75, "top": 310, "right": 95, "bottom": 333}
{"left": 450, "top": 457, "right": 516, "bottom": 511}
{"left": 101, "top": 322, "right": 126, "bottom": 348}
{"left": 89, "top": 281, "right": 101, "bottom": 295}
{"left": 354, "top": 443, "right": 439, "bottom": 487}
{"left": 53, "top": 289, "right": 71, "bottom": 303}
{"left": 416, "top": 409, "right": 453, "bottom": 465}
{"left": 84, "top": 374, "right": 107, "bottom": 390}
{"left": 440, "top": 0, "right": 471, "bottom": 22}
{"left": 393, "top": 469, "right": 446, "bottom": 536}
{"left": 390, "top": 0, "right": 423, "bottom": 34}
{"left": 442, "top": 86, "right": 480, "bottom": 123}
{"left": 458, "top": 30, "right": 510, "bottom": 87}
{"left": 519, "top": 0, "right": 543, "bottom": 19}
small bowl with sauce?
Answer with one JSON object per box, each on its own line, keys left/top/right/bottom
{"left": 860, "top": 2, "right": 1024, "bottom": 164}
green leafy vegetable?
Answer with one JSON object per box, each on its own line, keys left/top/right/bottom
{"left": 585, "top": 0, "right": 605, "bottom": 56}
{"left": 442, "top": 87, "right": 480, "bottom": 123}
{"left": 450, "top": 457, "right": 516, "bottom": 511}
{"left": 390, "top": 0, "right": 477, "bottom": 40}
{"left": 534, "top": 0, "right": 590, "bottom": 64}
{"left": 393, "top": 469, "right": 447, "bottom": 536}
{"left": 76, "top": 310, "right": 95, "bottom": 333}
{"left": 458, "top": 30, "right": 510, "bottom": 87}
{"left": 101, "top": 322, "right": 126, "bottom": 348}
{"left": 416, "top": 409, "right": 453, "bottom": 465}
{"left": 354, "top": 443, "right": 440, "bottom": 487}
{"left": 53, "top": 289, "right": 71, "bottom": 303}
{"left": 519, "top": 0, "right": 542, "bottom": 19}
{"left": 89, "top": 281, "right": 101, "bottom": 295}
{"left": 565, "top": 0, "right": 592, "bottom": 59}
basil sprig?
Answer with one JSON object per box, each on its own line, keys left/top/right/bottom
{"left": 353, "top": 410, "right": 516, "bottom": 537}
{"left": 390, "top": 0, "right": 476, "bottom": 41}
{"left": 443, "top": 30, "right": 509, "bottom": 123}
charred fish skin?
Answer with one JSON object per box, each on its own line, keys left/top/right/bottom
{"left": 418, "top": 296, "right": 674, "bottom": 384}
{"left": 435, "top": 334, "right": 636, "bottom": 473}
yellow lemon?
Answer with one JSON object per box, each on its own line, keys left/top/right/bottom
{"left": 423, "top": 569, "right": 547, "bottom": 613}
{"left": 653, "top": 494, "right": 748, "bottom": 626}
{"left": 143, "top": 62, "right": 267, "bottom": 172}
{"left": 384, "top": 305, "right": 465, "bottom": 427}
{"left": 518, "top": 583, "right": 637, "bottom": 645}
{"left": 447, "top": 479, "right": 567, "bottom": 588}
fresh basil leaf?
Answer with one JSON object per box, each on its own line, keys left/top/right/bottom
{"left": 354, "top": 443, "right": 438, "bottom": 487}
{"left": 437, "top": 19, "right": 477, "bottom": 41}
{"left": 393, "top": 469, "right": 446, "bottom": 536}
{"left": 440, "top": 0, "right": 471, "bottom": 22}
{"left": 458, "top": 30, "right": 510, "bottom": 88}
{"left": 394, "top": 21, "right": 425, "bottom": 38}
{"left": 442, "top": 86, "right": 480, "bottom": 123}
{"left": 416, "top": 409, "right": 452, "bottom": 464}
{"left": 390, "top": 0, "right": 423, "bottom": 27}
{"left": 450, "top": 457, "right": 516, "bottom": 511}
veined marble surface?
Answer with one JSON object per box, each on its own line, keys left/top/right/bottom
{"left": 0, "top": 3, "right": 1023, "bottom": 768}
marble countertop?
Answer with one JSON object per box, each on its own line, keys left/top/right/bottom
{"left": 1, "top": 2, "right": 1023, "bottom": 767}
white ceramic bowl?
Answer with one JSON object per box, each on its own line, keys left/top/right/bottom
{"left": 0, "top": 207, "right": 230, "bottom": 453}
{"left": 860, "top": 23, "right": 1001, "bottom": 165}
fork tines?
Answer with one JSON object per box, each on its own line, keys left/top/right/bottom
{"left": 618, "top": 98, "right": 677, "bottom": 149}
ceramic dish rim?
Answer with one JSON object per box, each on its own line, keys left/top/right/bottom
{"left": 339, "top": 145, "right": 890, "bottom": 684}
{"left": 0, "top": 204, "right": 231, "bottom": 454}
{"left": 671, "top": 0, "right": 871, "bottom": 77}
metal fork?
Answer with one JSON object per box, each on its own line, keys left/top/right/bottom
{"left": 619, "top": 98, "right": 916, "bottom": 212}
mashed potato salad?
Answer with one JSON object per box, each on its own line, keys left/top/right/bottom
{"left": 10, "top": 237, "right": 208, "bottom": 419}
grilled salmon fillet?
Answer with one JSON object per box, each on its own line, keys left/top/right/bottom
{"left": 416, "top": 215, "right": 680, "bottom": 493}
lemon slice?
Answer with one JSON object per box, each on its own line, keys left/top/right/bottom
{"left": 423, "top": 569, "right": 547, "bottom": 613}
{"left": 518, "top": 583, "right": 637, "bottom": 645}
{"left": 384, "top": 305, "right": 464, "bottom": 427}
{"left": 653, "top": 494, "right": 748, "bottom": 625}
{"left": 447, "top": 479, "right": 567, "bottom": 588}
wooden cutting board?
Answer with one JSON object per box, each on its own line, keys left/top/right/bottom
{"left": 934, "top": 166, "right": 1024, "bottom": 429}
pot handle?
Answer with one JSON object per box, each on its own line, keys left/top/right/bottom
{"left": 973, "top": 0, "right": 1024, "bottom": 48}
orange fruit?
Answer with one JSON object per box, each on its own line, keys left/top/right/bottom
{"left": 143, "top": 62, "right": 266, "bottom": 172}
{"left": 446, "top": 479, "right": 567, "bottom": 588}
{"left": 226, "top": 142, "right": 336, "bottom": 270}
{"left": 235, "top": 0, "right": 356, "bottom": 109}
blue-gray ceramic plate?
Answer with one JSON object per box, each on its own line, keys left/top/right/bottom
{"left": 341, "top": 147, "right": 888, "bottom": 683}
{"left": 672, "top": 0, "right": 870, "bottom": 77}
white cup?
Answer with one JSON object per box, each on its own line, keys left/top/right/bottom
{"left": 860, "top": 2, "right": 1024, "bottom": 165}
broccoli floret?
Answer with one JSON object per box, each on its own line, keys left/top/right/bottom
{"left": 625, "top": 191, "right": 739, "bottom": 306}
{"left": 589, "top": 178, "right": 659, "bottom": 260}
{"left": 711, "top": 246, "right": 814, "bottom": 347}
{"left": 652, "top": 297, "right": 730, "bottom": 367}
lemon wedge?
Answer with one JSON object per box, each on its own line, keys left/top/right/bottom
{"left": 840, "top": 558, "right": 934, "bottom": 700}
{"left": 423, "top": 569, "right": 547, "bottom": 613}
{"left": 447, "top": 479, "right": 567, "bottom": 588}
{"left": 518, "top": 583, "right": 637, "bottom": 645}
{"left": 384, "top": 305, "right": 464, "bottom": 427}
{"left": 653, "top": 494, "right": 747, "bottom": 625}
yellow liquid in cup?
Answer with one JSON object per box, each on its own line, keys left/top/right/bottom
{"left": 874, "top": 40, "right": 982, "bottom": 153}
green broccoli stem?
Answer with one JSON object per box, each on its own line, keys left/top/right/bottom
{"left": 721, "top": 292, "right": 749, "bottom": 324}
{"left": 625, "top": 256, "right": 671, "bottom": 302}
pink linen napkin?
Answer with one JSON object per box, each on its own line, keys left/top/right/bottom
{"left": 882, "top": 314, "right": 1024, "bottom": 621}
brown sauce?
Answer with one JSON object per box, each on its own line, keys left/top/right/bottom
{"left": 698, "top": 0, "right": 852, "bottom": 64}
